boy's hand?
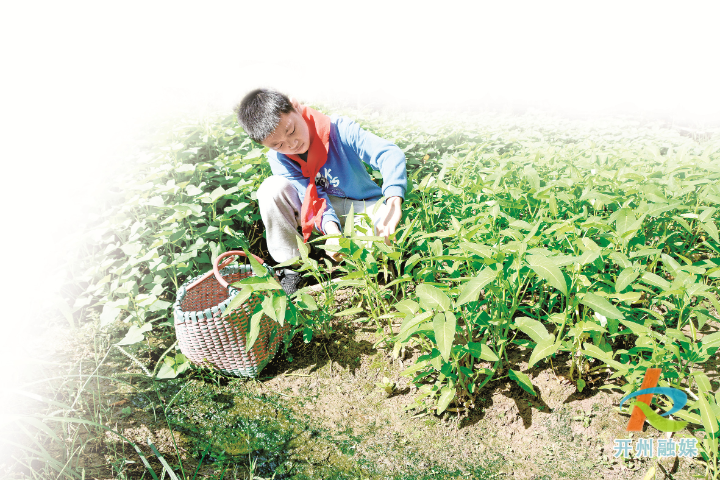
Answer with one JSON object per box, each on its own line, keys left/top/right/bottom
{"left": 323, "top": 222, "right": 344, "bottom": 262}
{"left": 377, "top": 196, "right": 403, "bottom": 245}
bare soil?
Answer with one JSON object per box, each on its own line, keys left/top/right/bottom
{"left": 1, "top": 308, "right": 716, "bottom": 479}
{"left": 255, "top": 319, "right": 712, "bottom": 479}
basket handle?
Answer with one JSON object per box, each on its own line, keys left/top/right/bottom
{"left": 212, "top": 250, "right": 267, "bottom": 289}
{"left": 186, "top": 250, "right": 267, "bottom": 291}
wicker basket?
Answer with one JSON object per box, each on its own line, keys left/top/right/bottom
{"left": 172, "top": 251, "right": 289, "bottom": 377}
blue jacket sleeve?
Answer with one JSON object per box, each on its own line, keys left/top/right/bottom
{"left": 335, "top": 116, "right": 407, "bottom": 200}
{"left": 266, "top": 150, "right": 342, "bottom": 234}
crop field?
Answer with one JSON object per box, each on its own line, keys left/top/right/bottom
{"left": 2, "top": 106, "right": 719, "bottom": 479}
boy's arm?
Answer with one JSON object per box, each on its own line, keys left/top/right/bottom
{"left": 267, "top": 150, "right": 342, "bottom": 234}
{"left": 335, "top": 116, "right": 407, "bottom": 201}
{"left": 335, "top": 117, "right": 407, "bottom": 245}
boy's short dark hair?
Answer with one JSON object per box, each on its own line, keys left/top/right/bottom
{"left": 235, "top": 89, "right": 295, "bottom": 143}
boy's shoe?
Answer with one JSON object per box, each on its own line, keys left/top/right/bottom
{"left": 276, "top": 268, "right": 307, "bottom": 297}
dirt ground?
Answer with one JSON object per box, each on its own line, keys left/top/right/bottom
{"left": 252, "top": 319, "right": 711, "bottom": 479}
{"left": 1, "top": 302, "right": 715, "bottom": 479}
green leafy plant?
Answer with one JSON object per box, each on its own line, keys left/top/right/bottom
{"left": 44, "top": 106, "right": 720, "bottom": 476}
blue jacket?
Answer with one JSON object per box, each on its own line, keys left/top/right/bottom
{"left": 267, "top": 115, "right": 407, "bottom": 234}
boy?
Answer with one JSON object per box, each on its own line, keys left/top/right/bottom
{"left": 235, "top": 89, "right": 407, "bottom": 295}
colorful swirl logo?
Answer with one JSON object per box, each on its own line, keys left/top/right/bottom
{"left": 619, "top": 368, "right": 688, "bottom": 432}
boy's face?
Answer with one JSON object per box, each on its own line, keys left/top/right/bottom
{"left": 261, "top": 109, "right": 310, "bottom": 156}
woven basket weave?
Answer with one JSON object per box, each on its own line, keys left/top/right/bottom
{"left": 173, "top": 252, "right": 289, "bottom": 378}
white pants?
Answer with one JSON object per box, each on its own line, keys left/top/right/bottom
{"left": 257, "top": 175, "right": 389, "bottom": 263}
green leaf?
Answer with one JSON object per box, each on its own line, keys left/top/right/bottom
{"left": 273, "top": 256, "right": 301, "bottom": 269}
{"left": 156, "top": 363, "right": 179, "bottom": 379}
{"left": 209, "top": 186, "right": 226, "bottom": 203}
{"left": 700, "top": 331, "right": 720, "bottom": 354}
{"left": 395, "top": 299, "right": 420, "bottom": 316}
{"left": 261, "top": 294, "right": 287, "bottom": 325}
{"left": 610, "top": 251, "right": 632, "bottom": 268}
{"left": 298, "top": 293, "right": 317, "bottom": 311}
{"left": 416, "top": 284, "right": 451, "bottom": 312}
{"left": 271, "top": 294, "right": 287, "bottom": 326}
{"left": 581, "top": 237, "right": 601, "bottom": 253}
{"left": 660, "top": 254, "right": 682, "bottom": 275}
{"left": 401, "top": 360, "right": 428, "bottom": 377}
{"left": 185, "top": 184, "right": 203, "bottom": 196}
{"left": 117, "top": 323, "right": 152, "bottom": 346}
{"left": 629, "top": 248, "right": 662, "bottom": 259}
{"left": 510, "top": 219, "right": 533, "bottom": 231}
{"left": 467, "top": 342, "right": 499, "bottom": 362}
{"left": 581, "top": 292, "right": 624, "bottom": 320}
{"left": 575, "top": 250, "right": 600, "bottom": 265}
{"left": 672, "top": 408, "right": 702, "bottom": 425}
{"left": 699, "top": 207, "right": 716, "bottom": 223}
{"left": 580, "top": 343, "right": 627, "bottom": 372}
{"left": 549, "top": 192, "right": 558, "bottom": 216}
{"left": 296, "top": 236, "right": 310, "bottom": 262}
{"left": 262, "top": 295, "right": 275, "bottom": 321}
{"left": 135, "top": 294, "right": 158, "bottom": 307}
{"left": 437, "top": 386, "right": 455, "bottom": 414}
{"left": 576, "top": 378, "right": 586, "bottom": 392}
{"left": 612, "top": 291, "right": 643, "bottom": 304}
{"left": 528, "top": 338, "right": 559, "bottom": 368}
{"left": 100, "top": 306, "right": 121, "bottom": 327}
{"left": 223, "top": 288, "right": 254, "bottom": 318}
{"left": 641, "top": 272, "right": 671, "bottom": 290}
{"left": 245, "top": 249, "right": 268, "bottom": 277}
{"left": 671, "top": 215, "right": 693, "bottom": 234}
{"left": 244, "top": 147, "right": 264, "bottom": 159}
{"left": 459, "top": 365, "right": 474, "bottom": 377}
{"left": 231, "top": 276, "right": 282, "bottom": 291}
{"left": 508, "top": 369, "right": 536, "bottom": 396}
{"left": 246, "top": 311, "right": 263, "bottom": 350}
{"left": 121, "top": 243, "right": 143, "bottom": 256}
{"left": 148, "top": 299, "right": 171, "bottom": 312}
{"left": 335, "top": 278, "right": 364, "bottom": 288}
{"left": 433, "top": 311, "right": 457, "bottom": 362}
{"left": 614, "top": 208, "right": 637, "bottom": 238}
{"left": 459, "top": 242, "right": 495, "bottom": 259}
{"left": 404, "top": 253, "right": 422, "bottom": 274}
{"left": 514, "top": 317, "right": 552, "bottom": 344}
{"left": 148, "top": 196, "right": 167, "bottom": 207}
{"left": 456, "top": 267, "right": 498, "bottom": 306}
{"left": 618, "top": 318, "right": 650, "bottom": 335}
{"left": 694, "top": 309, "right": 711, "bottom": 330}
{"left": 698, "top": 394, "right": 720, "bottom": 438}
{"left": 527, "top": 255, "right": 568, "bottom": 296}
{"left": 399, "top": 311, "right": 434, "bottom": 336}
{"left": 303, "top": 327, "right": 313, "bottom": 343}
{"left": 334, "top": 307, "right": 364, "bottom": 317}
{"left": 693, "top": 372, "right": 713, "bottom": 394}
{"left": 615, "top": 268, "right": 639, "bottom": 293}
{"left": 699, "top": 293, "right": 720, "bottom": 321}
{"left": 702, "top": 220, "right": 720, "bottom": 243}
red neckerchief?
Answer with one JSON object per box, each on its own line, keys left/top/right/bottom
{"left": 287, "top": 106, "right": 331, "bottom": 242}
